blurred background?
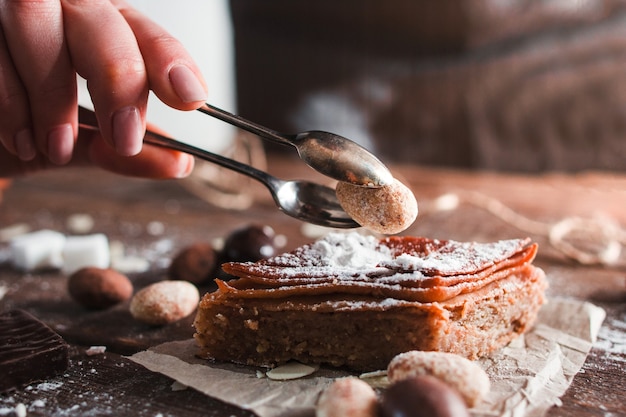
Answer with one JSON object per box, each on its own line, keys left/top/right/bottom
{"left": 230, "top": 0, "right": 626, "bottom": 172}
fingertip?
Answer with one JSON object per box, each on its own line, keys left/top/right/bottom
{"left": 47, "top": 124, "right": 75, "bottom": 165}
{"left": 175, "top": 153, "right": 195, "bottom": 178}
{"left": 14, "top": 129, "right": 38, "bottom": 161}
{"left": 112, "top": 106, "right": 144, "bottom": 156}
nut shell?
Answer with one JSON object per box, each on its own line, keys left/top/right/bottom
{"left": 67, "top": 267, "right": 133, "bottom": 310}
{"left": 129, "top": 280, "right": 200, "bottom": 325}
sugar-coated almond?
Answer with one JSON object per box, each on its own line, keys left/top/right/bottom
{"left": 336, "top": 178, "right": 418, "bottom": 235}
{"left": 129, "top": 280, "right": 199, "bottom": 325}
{"left": 316, "top": 377, "right": 379, "bottom": 417}
{"left": 387, "top": 350, "right": 490, "bottom": 407}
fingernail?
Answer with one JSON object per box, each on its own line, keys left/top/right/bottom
{"left": 14, "top": 129, "right": 37, "bottom": 161}
{"left": 47, "top": 124, "right": 75, "bottom": 165}
{"left": 176, "top": 154, "right": 195, "bottom": 178}
{"left": 112, "top": 106, "right": 143, "bottom": 156}
{"left": 169, "top": 65, "right": 207, "bottom": 103}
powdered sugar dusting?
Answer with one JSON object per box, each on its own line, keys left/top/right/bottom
{"left": 309, "top": 233, "right": 392, "bottom": 268}
{"left": 386, "top": 238, "right": 528, "bottom": 275}
{"left": 246, "top": 232, "right": 530, "bottom": 283}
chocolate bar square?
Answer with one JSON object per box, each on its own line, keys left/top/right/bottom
{"left": 0, "top": 309, "right": 69, "bottom": 392}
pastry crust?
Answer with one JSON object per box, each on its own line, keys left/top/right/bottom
{"left": 194, "top": 233, "right": 547, "bottom": 371}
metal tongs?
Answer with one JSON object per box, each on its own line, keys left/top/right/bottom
{"left": 78, "top": 105, "right": 393, "bottom": 228}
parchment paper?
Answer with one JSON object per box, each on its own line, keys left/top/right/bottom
{"left": 129, "top": 297, "right": 606, "bottom": 417}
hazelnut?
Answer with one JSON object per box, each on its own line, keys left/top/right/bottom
{"left": 387, "top": 350, "right": 490, "bottom": 408}
{"left": 129, "top": 280, "right": 199, "bottom": 325}
{"left": 316, "top": 377, "right": 378, "bottom": 417}
{"left": 380, "top": 375, "right": 470, "bottom": 417}
{"left": 168, "top": 242, "right": 217, "bottom": 284}
{"left": 335, "top": 178, "right": 418, "bottom": 235}
{"left": 67, "top": 267, "right": 133, "bottom": 310}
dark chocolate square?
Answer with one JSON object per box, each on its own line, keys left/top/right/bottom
{"left": 0, "top": 309, "right": 69, "bottom": 392}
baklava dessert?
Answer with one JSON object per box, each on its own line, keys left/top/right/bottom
{"left": 193, "top": 232, "right": 547, "bottom": 371}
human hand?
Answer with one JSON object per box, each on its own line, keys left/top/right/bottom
{"left": 0, "top": 123, "right": 195, "bottom": 179}
{"left": 0, "top": 0, "right": 208, "bottom": 166}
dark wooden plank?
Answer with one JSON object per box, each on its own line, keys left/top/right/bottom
{"left": 0, "top": 345, "right": 254, "bottom": 417}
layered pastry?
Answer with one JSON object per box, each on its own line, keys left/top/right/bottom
{"left": 193, "top": 233, "right": 547, "bottom": 371}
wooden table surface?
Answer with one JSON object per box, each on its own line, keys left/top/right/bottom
{"left": 1, "top": 156, "right": 625, "bottom": 416}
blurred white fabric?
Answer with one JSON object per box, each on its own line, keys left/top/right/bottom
{"left": 77, "top": 0, "right": 237, "bottom": 152}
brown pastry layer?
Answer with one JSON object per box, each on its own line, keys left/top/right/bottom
{"left": 194, "top": 234, "right": 547, "bottom": 371}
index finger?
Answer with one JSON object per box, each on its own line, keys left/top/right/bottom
{"left": 61, "top": 0, "right": 149, "bottom": 157}
{"left": 114, "top": 0, "right": 208, "bottom": 110}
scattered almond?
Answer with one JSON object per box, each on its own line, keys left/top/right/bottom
{"left": 316, "top": 377, "right": 379, "bottom": 417}
{"left": 265, "top": 362, "right": 319, "bottom": 380}
{"left": 129, "top": 280, "right": 199, "bottom": 325}
{"left": 67, "top": 267, "right": 133, "bottom": 310}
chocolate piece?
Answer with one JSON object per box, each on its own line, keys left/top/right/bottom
{"left": 168, "top": 243, "right": 217, "bottom": 284}
{"left": 68, "top": 267, "right": 133, "bottom": 310}
{"left": 0, "top": 309, "right": 69, "bottom": 392}
{"left": 222, "top": 224, "right": 277, "bottom": 263}
{"left": 380, "top": 375, "right": 470, "bottom": 417}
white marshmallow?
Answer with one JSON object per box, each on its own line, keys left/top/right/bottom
{"left": 62, "top": 233, "right": 110, "bottom": 275}
{"left": 0, "top": 223, "right": 31, "bottom": 242}
{"left": 10, "top": 229, "right": 66, "bottom": 271}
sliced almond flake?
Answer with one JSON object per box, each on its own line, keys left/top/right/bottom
{"left": 171, "top": 381, "right": 188, "bottom": 391}
{"left": 358, "top": 369, "right": 389, "bottom": 388}
{"left": 265, "top": 362, "right": 319, "bottom": 381}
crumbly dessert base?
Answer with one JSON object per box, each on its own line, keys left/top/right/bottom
{"left": 194, "top": 265, "right": 546, "bottom": 371}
